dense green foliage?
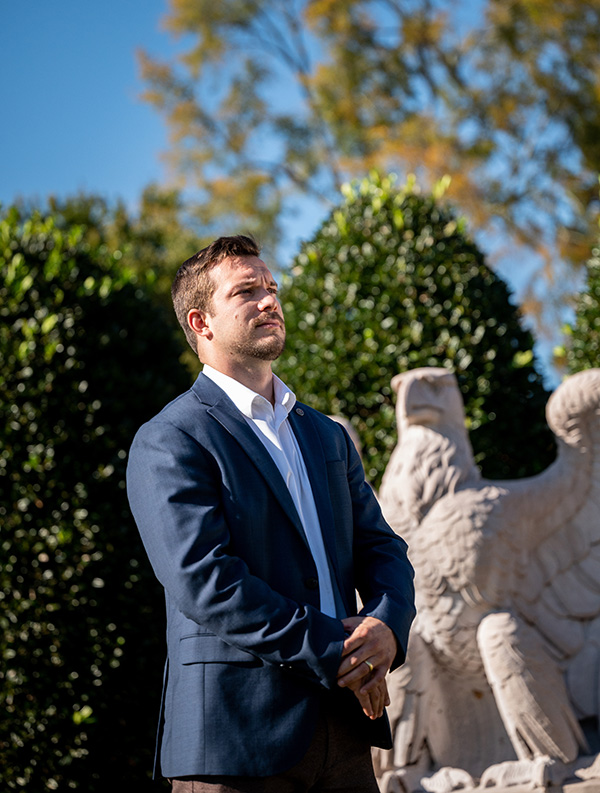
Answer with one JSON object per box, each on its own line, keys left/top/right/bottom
{"left": 47, "top": 186, "right": 202, "bottom": 313}
{"left": 276, "top": 174, "right": 556, "bottom": 487}
{"left": 46, "top": 188, "right": 204, "bottom": 377}
{"left": 563, "top": 235, "right": 600, "bottom": 374}
{"left": 0, "top": 208, "right": 189, "bottom": 790}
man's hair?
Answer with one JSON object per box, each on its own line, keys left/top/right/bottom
{"left": 172, "top": 234, "right": 260, "bottom": 352}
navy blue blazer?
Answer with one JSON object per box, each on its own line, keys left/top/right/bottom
{"left": 126, "top": 373, "right": 415, "bottom": 778}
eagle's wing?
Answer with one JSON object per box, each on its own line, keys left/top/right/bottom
{"left": 374, "top": 630, "right": 437, "bottom": 786}
{"left": 413, "top": 483, "right": 513, "bottom": 612}
{"left": 506, "top": 370, "right": 600, "bottom": 708}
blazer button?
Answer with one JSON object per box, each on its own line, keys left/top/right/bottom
{"left": 304, "top": 576, "right": 319, "bottom": 590}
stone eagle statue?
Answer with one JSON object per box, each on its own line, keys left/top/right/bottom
{"left": 375, "top": 367, "right": 600, "bottom": 792}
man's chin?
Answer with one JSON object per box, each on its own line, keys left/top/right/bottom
{"left": 238, "top": 337, "right": 286, "bottom": 361}
{"left": 256, "top": 341, "right": 286, "bottom": 361}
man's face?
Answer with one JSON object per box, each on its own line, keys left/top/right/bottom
{"left": 203, "top": 255, "right": 286, "bottom": 364}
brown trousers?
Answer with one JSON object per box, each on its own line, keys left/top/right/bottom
{"left": 170, "top": 705, "right": 380, "bottom": 793}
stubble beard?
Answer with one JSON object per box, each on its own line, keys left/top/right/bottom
{"left": 234, "top": 321, "right": 286, "bottom": 361}
{"left": 243, "top": 338, "right": 285, "bottom": 361}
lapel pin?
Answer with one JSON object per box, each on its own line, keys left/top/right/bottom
{"left": 295, "top": 408, "right": 304, "bottom": 416}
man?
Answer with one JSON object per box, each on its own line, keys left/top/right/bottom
{"left": 126, "top": 235, "right": 415, "bottom": 792}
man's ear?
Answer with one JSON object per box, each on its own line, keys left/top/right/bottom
{"left": 187, "top": 308, "right": 212, "bottom": 339}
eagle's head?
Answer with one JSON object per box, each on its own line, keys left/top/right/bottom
{"left": 392, "top": 367, "right": 467, "bottom": 438}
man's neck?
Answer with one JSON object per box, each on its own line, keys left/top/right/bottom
{"left": 204, "top": 360, "right": 275, "bottom": 404}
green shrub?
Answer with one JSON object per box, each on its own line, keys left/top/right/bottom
{"left": 275, "top": 173, "right": 555, "bottom": 487}
{"left": 563, "top": 238, "right": 600, "bottom": 374}
{"left": 0, "top": 208, "right": 189, "bottom": 790}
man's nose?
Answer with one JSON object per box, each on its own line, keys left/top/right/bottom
{"left": 257, "top": 291, "right": 279, "bottom": 311}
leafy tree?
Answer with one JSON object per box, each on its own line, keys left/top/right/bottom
{"left": 561, "top": 229, "right": 600, "bottom": 373}
{"left": 275, "top": 173, "right": 555, "bottom": 487}
{"left": 139, "top": 0, "right": 600, "bottom": 335}
{"left": 0, "top": 207, "right": 190, "bottom": 790}
{"left": 48, "top": 186, "right": 203, "bottom": 374}
{"left": 47, "top": 185, "right": 201, "bottom": 311}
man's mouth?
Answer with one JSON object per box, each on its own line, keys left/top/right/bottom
{"left": 255, "top": 316, "right": 282, "bottom": 329}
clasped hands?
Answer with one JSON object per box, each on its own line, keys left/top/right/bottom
{"left": 336, "top": 615, "right": 397, "bottom": 720}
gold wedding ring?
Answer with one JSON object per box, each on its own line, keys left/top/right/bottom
{"left": 363, "top": 659, "right": 374, "bottom": 673}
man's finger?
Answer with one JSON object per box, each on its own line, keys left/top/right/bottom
{"left": 337, "top": 660, "right": 374, "bottom": 687}
{"left": 337, "top": 656, "right": 388, "bottom": 690}
{"left": 364, "top": 680, "right": 388, "bottom": 719}
{"left": 338, "top": 652, "right": 378, "bottom": 678}
{"left": 359, "top": 667, "right": 387, "bottom": 695}
{"left": 345, "top": 675, "right": 389, "bottom": 720}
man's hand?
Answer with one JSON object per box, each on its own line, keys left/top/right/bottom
{"left": 336, "top": 616, "right": 397, "bottom": 719}
{"left": 343, "top": 675, "right": 390, "bottom": 720}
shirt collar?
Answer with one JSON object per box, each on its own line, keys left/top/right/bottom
{"left": 202, "top": 365, "right": 296, "bottom": 420}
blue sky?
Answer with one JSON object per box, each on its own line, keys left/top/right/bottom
{"left": 1, "top": 0, "right": 173, "bottom": 209}
{"left": 0, "top": 1, "right": 329, "bottom": 256}
{"left": 1, "top": 1, "right": 562, "bottom": 385}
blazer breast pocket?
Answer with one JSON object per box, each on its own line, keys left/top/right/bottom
{"left": 179, "top": 634, "right": 262, "bottom": 666}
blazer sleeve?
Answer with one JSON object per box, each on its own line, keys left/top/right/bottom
{"left": 340, "top": 425, "right": 416, "bottom": 669}
{"left": 126, "top": 417, "right": 347, "bottom": 690}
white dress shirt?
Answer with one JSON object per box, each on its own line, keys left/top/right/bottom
{"left": 202, "top": 365, "right": 337, "bottom": 618}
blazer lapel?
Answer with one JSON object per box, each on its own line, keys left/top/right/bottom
{"left": 288, "top": 407, "right": 346, "bottom": 608}
{"left": 191, "top": 374, "right": 307, "bottom": 543}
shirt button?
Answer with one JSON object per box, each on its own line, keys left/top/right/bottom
{"left": 304, "top": 576, "right": 319, "bottom": 590}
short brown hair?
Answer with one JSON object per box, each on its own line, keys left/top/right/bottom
{"left": 172, "top": 235, "right": 260, "bottom": 351}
